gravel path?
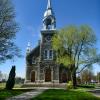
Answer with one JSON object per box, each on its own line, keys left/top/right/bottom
{"left": 6, "top": 89, "right": 45, "bottom": 100}
{"left": 87, "top": 89, "right": 100, "bottom": 98}
{"left": 93, "top": 93, "right": 100, "bottom": 97}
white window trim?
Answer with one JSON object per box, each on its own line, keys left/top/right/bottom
{"left": 44, "top": 49, "right": 53, "bottom": 60}
{"left": 49, "top": 49, "right": 53, "bottom": 60}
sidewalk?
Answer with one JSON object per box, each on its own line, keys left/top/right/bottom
{"left": 6, "top": 89, "right": 45, "bottom": 100}
{"left": 87, "top": 89, "right": 100, "bottom": 98}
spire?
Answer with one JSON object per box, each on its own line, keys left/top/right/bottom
{"left": 43, "top": 0, "right": 56, "bottom": 30}
{"left": 26, "top": 42, "right": 31, "bottom": 54}
{"left": 47, "top": 0, "right": 51, "bottom": 9}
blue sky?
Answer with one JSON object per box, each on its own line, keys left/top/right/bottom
{"left": 0, "top": 0, "right": 100, "bottom": 78}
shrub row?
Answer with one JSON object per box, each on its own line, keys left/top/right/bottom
{"left": 77, "top": 84, "right": 95, "bottom": 88}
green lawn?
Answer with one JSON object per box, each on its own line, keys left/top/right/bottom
{"left": 0, "top": 83, "right": 6, "bottom": 89}
{"left": 0, "top": 89, "right": 33, "bottom": 100}
{"left": 0, "top": 83, "right": 33, "bottom": 100}
{"left": 0, "top": 83, "right": 22, "bottom": 89}
{"left": 32, "top": 89, "right": 100, "bottom": 100}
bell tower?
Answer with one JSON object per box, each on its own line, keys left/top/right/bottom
{"left": 39, "top": 0, "right": 59, "bottom": 83}
{"left": 40, "top": 0, "right": 57, "bottom": 62}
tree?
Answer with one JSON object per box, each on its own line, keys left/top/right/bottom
{"left": 6, "top": 65, "right": 16, "bottom": 90}
{"left": 80, "top": 68, "right": 94, "bottom": 84}
{"left": 52, "top": 25, "right": 100, "bottom": 88}
{"left": 0, "top": 0, "right": 20, "bottom": 63}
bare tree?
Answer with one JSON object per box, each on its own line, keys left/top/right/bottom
{"left": 0, "top": 0, "right": 20, "bottom": 63}
{"left": 80, "top": 69, "right": 94, "bottom": 84}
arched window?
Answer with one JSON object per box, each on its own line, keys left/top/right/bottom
{"left": 49, "top": 50, "right": 53, "bottom": 59}
{"left": 44, "top": 50, "right": 48, "bottom": 60}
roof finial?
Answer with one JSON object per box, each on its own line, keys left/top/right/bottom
{"left": 26, "top": 42, "right": 31, "bottom": 54}
{"left": 47, "top": 0, "right": 51, "bottom": 9}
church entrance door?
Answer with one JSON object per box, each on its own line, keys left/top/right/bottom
{"left": 62, "top": 73, "right": 67, "bottom": 83}
{"left": 31, "top": 71, "right": 35, "bottom": 82}
{"left": 45, "top": 68, "right": 51, "bottom": 82}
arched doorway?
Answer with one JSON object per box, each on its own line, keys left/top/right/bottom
{"left": 45, "top": 68, "right": 51, "bottom": 82}
{"left": 31, "top": 71, "right": 35, "bottom": 82}
{"left": 61, "top": 73, "right": 67, "bottom": 83}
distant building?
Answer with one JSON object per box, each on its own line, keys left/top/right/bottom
{"left": 25, "top": 0, "right": 69, "bottom": 84}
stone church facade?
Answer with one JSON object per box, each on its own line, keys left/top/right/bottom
{"left": 25, "top": 0, "right": 69, "bottom": 84}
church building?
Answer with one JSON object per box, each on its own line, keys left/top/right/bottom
{"left": 25, "top": 0, "right": 69, "bottom": 84}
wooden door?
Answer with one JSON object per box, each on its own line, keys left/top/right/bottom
{"left": 62, "top": 73, "right": 67, "bottom": 83}
{"left": 45, "top": 68, "right": 51, "bottom": 82}
{"left": 31, "top": 71, "right": 35, "bottom": 82}
{"left": 59, "top": 70, "right": 67, "bottom": 83}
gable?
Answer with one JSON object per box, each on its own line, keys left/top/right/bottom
{"left": 26, "top": 45, "right": 40, "bottom": 65}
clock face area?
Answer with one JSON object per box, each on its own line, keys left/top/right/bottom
{"left": 45, "top": 35, "right": 51, "bottom": 42}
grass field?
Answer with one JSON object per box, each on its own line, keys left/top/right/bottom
{"left": 32, "top": 89, "right": 100, "bottom": 100}
{"left": 0, "top": 83, "right": 100, "bottom": 100}
{"left": 0, "top": 83, "right": 32, "bottom": 100}
{"left": 0, "top": 89, "right": 33, "bottom": 100}
{"left": 0, "top": 83, "right": 22, "bottom": 89}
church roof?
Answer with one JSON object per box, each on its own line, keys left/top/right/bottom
{"left": 26, "top": 45, "right": 40, "bottom": 62}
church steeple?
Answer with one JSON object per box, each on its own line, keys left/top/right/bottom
{"left": 43, "top": 0, "right": 56, "bottom": 30}
{"left": 47, "top": 0, "right": 51, "bottom": 9}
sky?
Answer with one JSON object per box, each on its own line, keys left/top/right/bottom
{"left": 0, "top": 0, "right": 100, "bottom": 78}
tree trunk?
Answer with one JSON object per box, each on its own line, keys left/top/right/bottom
{"left": 72, "top": 70, "right": 77, "bottom": 89}
{"left": 70, "top": 64, "right": 77, "bottom": 89}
